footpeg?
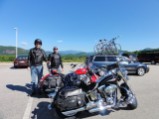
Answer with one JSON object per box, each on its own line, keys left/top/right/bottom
{"left": 48, "top": 92, "right": 56, "bottom": 98}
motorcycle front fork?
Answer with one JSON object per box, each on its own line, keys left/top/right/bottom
{"left": 115, "top": 83, "right": 134, "bottom": 108}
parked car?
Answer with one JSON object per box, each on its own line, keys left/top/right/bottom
{"left": 120, "top": 56, "right": 149, "bottom": 76}
{"left": 88, "top": 55, "right": 149, "bottom": 76}
{"left": 122, "top": 53, "right": 138, "bottom": 62}
{"left": 138, "top": 49, "right": 159, "bottom": 64}
{"left": 14, "top": 55, "right": 29, "bottom": 68}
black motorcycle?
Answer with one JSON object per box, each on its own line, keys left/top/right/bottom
{"left": 50, "top": 63, "right": 138, "bottom": 118}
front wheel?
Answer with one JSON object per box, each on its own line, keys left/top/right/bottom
{"left": 127, "top": 95, "right": 138, "bottom": 110}
{"left": 120, "top": 83, "right": 138, "bottom": 110}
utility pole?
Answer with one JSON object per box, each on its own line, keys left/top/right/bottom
{"left": 14, "top": 27, "right": 18, "bottom": 58}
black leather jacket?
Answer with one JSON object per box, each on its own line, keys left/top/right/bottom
{"left": 28, "top": 48, "right": 47, "bottom": 66}
{"left": 48, "top": 53, "right": 63, "bottom": 69}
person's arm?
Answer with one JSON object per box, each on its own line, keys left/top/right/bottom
{"left": 28, "top": 50, "right": 31, "bottom": 67}
{"left": 47, "top": 54, "right": 51, "bottom": 69}
{"left": 42, "top": 49, "right": 48, "bottom": 62}
{"left": 59, "top": 54, "right": 64, "bottom": 69}
{"left": 47, "top": 54, "right": 51, "bottom": 62}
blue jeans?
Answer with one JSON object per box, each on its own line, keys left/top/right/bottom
{"left": 30, "top": 65, "right": 43, "bottom": 90}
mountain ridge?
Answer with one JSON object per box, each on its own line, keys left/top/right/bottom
{"left": 1, "top": 45, "right": 159, "bottom": 56}
{"left": 0, "top": 45, "right": 91, "bottom": 56}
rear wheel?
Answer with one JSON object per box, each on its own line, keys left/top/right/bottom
{"left": 54, "top": 107, "right": 77, "bottom": 119}
{"left": 137, "top": 67, "right": 145, "bottom": 76}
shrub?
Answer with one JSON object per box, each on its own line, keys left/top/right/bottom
{"left": 0, "top": 55, "right": 15, "bottom": 62}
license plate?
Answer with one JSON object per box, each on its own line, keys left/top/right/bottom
{"left": 19, "top": 61, "right": 25, "bottom": 63}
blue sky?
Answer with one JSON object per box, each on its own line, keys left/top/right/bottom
{"left": 0, "top": 0, "right": 159, "bottom": 52}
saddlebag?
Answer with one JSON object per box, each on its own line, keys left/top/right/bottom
{"left": 42, "top": 74, "right": 64, "bottom": 93}
{"left": 55, "top": 87, "right": 86, "bottom": 111}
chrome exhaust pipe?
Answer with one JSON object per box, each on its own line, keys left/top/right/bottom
{"left": 88, "top": 105, "right": 114, "bottom": 113}
{"left": 62, "top": 107, "right": 85, "bottom": 116}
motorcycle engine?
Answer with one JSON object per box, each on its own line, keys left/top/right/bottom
{"left": 98, "top": 84, "right": 117, "bottom": 105}
{"left": 79, "top": 74, "right": 91, "bottom": 86}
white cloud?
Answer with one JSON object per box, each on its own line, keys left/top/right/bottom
{"left": 57, "top": 40, "right": 63, "bottom": 43}
{"left": 21, "top": 41, "right": 28, "bottom": 46}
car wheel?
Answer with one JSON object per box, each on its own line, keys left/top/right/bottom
{"left": 14, "top": 64, "right": 17, "bottom": 68}
{"left": 151, "top": 61, "right": 156, "bottom": 65}
{"left": 137, "top": 67, "right": 145, "bottom": 76}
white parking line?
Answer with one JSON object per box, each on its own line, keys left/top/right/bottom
{"left": 22, "top": 96, "right": 33, "bottom": 119}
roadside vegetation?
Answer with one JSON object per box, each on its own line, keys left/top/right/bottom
{"left": 1, "top": 49, "right": 158, "bottom": 62}
{"left": 0, "top": 55, "right": 86, "bottom": 62}
{"left": 0, "top": 55, "right": 15, "bottom": 62}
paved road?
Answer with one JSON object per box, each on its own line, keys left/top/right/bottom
{"left": 0, "top": 63, "right": 159, "bottom": 119}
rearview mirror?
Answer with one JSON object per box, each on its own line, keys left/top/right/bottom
{"left": 70, "top": 64, "right": 77, "bottom": 68}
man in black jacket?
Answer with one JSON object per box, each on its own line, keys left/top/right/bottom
{"left": 48, "top": 47, "right": 64, "bottom": 72}
{"left": 28, "top": 39, "right": 47, "bottom": 95}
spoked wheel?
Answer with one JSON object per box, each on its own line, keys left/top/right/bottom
{"left": 120, "top": 83, "right": 138, "bottom": 110}
{"left": 108, "top": 44, "right": 119, "bottom": 55}
{"left": 94, "top": 45, "right": 102, "bottom": 55}
{"left": 137, "top": 67, "right": 145, "bottom": 76}
{"left": 127, "top": 95, "right": 138, "bottom": 110}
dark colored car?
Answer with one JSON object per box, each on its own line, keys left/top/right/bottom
{"left": 88, "top": 55, "right": 149, "bottom": 76}
{"left": 120, "top": 56, "right": 149, "bottom": 76}
{"left": 14, "top": 55, "right": 29, "bottom": 68}
{"left": 138, "top": 50, "right": 159, "bottom": 64}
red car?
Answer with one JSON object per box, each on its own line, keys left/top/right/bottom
{"left": 14, "top": 55, "right": 29, "bottom": 68}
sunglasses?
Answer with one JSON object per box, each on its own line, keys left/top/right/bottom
{"left": 36, "top": 43, "right": 42, "bottom": 45}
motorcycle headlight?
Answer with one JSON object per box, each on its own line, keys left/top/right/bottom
{"left": 111, "top": 69, "right": 117, "bottom": 74}
{"left": 99, "top": 70, "right": 105, "bottom": 76}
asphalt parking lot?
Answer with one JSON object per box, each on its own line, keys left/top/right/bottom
{"left": 0, "top": 63, "right": 159, "bottom": 119}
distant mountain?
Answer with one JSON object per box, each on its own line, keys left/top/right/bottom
{"left": 59, "top": 50, "right": 93, "bottom": 56}
{"left": 142, "top": 48, "right": 153, "bottom": 51}
{"left": 0, "top": 45, "right": 28, "bottom": 55}
{"left": 0, "top": 46, "right": 91, "bottom": 56}
{"left": 2, "top": 45, "right": 152, "bottom": 56}
{"left": 140, "top": 48, "right": 159, "bottom": 52}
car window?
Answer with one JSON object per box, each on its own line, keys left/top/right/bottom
{"left": 122, "top": 56, "right": 129, "bottom": 61}
{"left": 18, "top": 56, "right": 27, "bottom": 60}
{"left": 107, "top": 56, "right": 117, "bottom": 62}
{"left": 94, "top": 56, "right": 106, "bottom": 62}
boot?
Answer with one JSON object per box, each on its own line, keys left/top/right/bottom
{"left": 30, "top": 83, "right": 36, "bottom": 96}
